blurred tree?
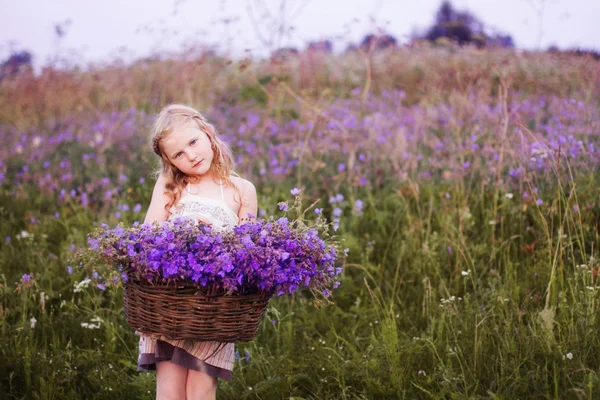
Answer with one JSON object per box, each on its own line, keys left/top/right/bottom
{"left": 421, "top": 1, "right": 514, "bottom": 48}
{"left": 307, "top": 40, "right": 333, "bottom": 53}
{"left": 359, "top": 33, "right": 398, "bottom": 52}
{"left": 0, "top": 51, "right": 33, "bottom": 81}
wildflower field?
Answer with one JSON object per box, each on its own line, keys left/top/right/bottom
{"left": 1, "top": 45, "right": 600, "bottom": 399}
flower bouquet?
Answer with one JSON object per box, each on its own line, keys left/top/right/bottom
{"left": 75, "top": 189, "right": 343, "bottom": 342}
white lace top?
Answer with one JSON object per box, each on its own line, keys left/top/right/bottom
{"left": 168, "top": 179, "right": 239, "bottom": 230}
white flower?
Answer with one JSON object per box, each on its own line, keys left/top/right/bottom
{"left": 504, "top": 193, "right": 513, "bottom": 199}
{"left": 16, "top": 231, "right": 33, "bottom": 240}
{"left": 489, "top": 220, "right": 497, "bottom": 225}
{"left": 30, "top": 316, "right": 37, "bottom": 329}
{"left": 81, "top": 322, "right": 101, "bottom": 329}
{"left": 566, "top": 352, "right": 573, "bottom": 360}
{"left": 74, "top": 278, "right": 92, "bottom": 293}
{"left": 461, "top": 270, "right": 470, "bottom": 276}
{"left": 32, "top": 136, "right": 42, "bottom": 148}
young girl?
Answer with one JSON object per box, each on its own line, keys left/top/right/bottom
{"left": 137, "top": 104, "right": 258, "bottom": 400}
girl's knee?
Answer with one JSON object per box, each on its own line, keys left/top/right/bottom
{"left": 186, "top": 370, "right": 217, "bottom": 400}
{"left": 156, "top": 361, "right": 187, "bottom": 400}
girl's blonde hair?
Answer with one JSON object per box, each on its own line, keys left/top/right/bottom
{"left": 149, "top": 104, "right": 243, "bottom": 217}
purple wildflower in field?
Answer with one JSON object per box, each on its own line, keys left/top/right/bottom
{"left": 353, "top": 199, "right": 363, "bottom": 214}
{"left": 139, "top": 177, "right": 145, "bottom": 184}
{"left": 81, "top": 210, "right": 342, "bottom": 299}
{"left": 22, "top": 274, "right": 31, "bottom": 283}
{"left": 315, "top": 208, "right": 323, "bottom": 215}
{"left": 290, "top": 188, "right": 301, "bottom": 196}
{"left": 133, "top": 203, "right": 142, "bottom": 213}
{"left": 278, "top": 202, "right": 289, "bottom": 211}
{"left": 67, "top": 265, "right": 73, "bottom": 275}
{"left": 6, "top": 236, "right": 11, "bottom": 243}
{"left": 536, "top": 198, "right": 544, "bottom": 206}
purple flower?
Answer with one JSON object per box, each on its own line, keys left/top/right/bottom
{"left": 315, "top": 208, "right": 323, "bottom": 215}
{"left": 86, "top": 214, "right": 341, "bottom": 298}
{"left": 536, "top": 198, "right": 544, "bottom": 206}
{"left": 278, "top": 202, "right": 289, "bottom": 211}
{"left": 133, "top": 203, "right": 142, "bottom": 213}
{"left": 22, "top": 274, "right": 31, "bottom": 283}
{"left": 67, "top": 265, "right": 73, "bottom": 275}
{"left": 354, "top": 199, "right": 363, "bottom": 212}
{"left": 290, "top": 188, "right": 301, "bottom": 196}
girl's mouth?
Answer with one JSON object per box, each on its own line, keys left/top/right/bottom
{"left": 193, "top": 159, "right": 203, "bottom": 168}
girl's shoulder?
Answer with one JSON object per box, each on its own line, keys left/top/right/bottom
{"left": 229, "top": 175, "right": 256, "bottom": 194}
{"left": 229, "top": 175, "right": 256, "bottom": 202}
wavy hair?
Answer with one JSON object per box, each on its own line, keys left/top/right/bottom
{"left": 149, "top": 104, "right": 243, "bottom": 217}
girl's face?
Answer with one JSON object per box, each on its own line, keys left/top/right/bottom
{"left": 161, "top": 120, "right": 215, "bottom": 178}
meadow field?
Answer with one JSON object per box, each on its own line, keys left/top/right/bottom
{"left": 1, "top": 44, "right": 600, "bottom": 399}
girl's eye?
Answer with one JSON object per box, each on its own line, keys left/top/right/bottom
{"left": 191, "top": 139, "right": 197, "bottom": 145}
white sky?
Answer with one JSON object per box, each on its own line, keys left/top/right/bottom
{"left": 1, "top": 0, "right": 598, "bottom": 72}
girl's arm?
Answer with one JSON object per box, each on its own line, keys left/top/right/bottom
{"left": 143, "top": 173, "right": 170, "bottom": 224}
{"left": 238, "top": 179, "right": 258, "bottom": 223}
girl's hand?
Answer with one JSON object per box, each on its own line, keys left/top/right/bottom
{"left": 195, "top": 216, "right": 213, "bottom": 226}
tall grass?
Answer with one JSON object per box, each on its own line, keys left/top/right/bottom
{"left": 1, "top": 44, "right": 600, "bottom": 398}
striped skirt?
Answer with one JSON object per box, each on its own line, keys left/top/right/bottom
{"left": 137, "top": 331, "right": 235, "bottom": 381}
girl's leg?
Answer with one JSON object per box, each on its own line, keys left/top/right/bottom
{"left": 185, "top": 369, "right": 218, "bottom": 400}
{"left": 156, "top": 360, "right": 188, "bottom": 400}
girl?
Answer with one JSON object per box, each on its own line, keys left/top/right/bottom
{"left": 137, "top": 104, "right": 258, "bottom": 400}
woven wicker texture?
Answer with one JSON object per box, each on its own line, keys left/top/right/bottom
{"left": 124, "top": 276, "right": 272, "bottom": 342}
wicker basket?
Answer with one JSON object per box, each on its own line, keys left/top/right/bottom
{"left": 123, "top": 273, "right": 273, "bottom": 342}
